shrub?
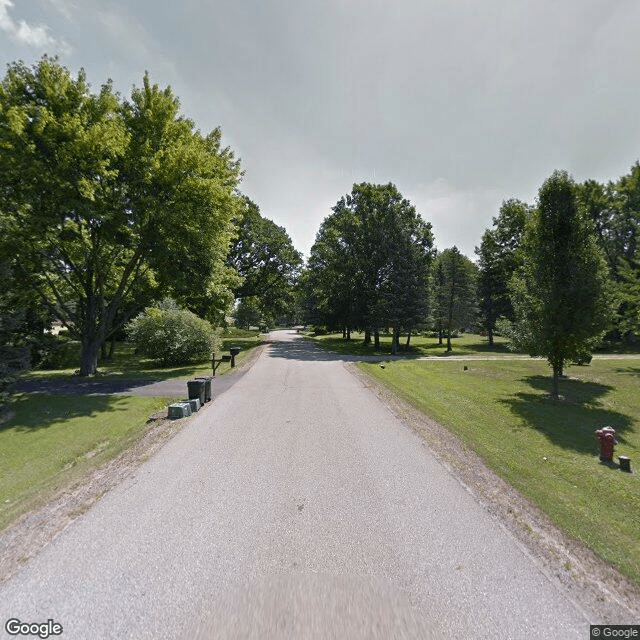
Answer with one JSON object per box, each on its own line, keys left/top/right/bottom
{"left": 126, "top": 303, "right": 219, "bottom": 366}
{"left": 32, "top": 332, "right": 80, "bottom": 369}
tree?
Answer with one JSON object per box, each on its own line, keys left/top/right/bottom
{"left": 578, "top": 166, "right": 640, "bottom": 341}
{"left": 432, "top": 247, "right": 477, "bottom": 351}
{"left": 0, "top": 57, "right": 241, "bottom": 375}
{"left": 305, "top": 183, "right": 434, "bottom": 350}
{"left": 476, "top": 199, "right": 529, "bottom": 345}
{"left": 305, "top": 198, "right": 361, "bottom": 337}
{"left": 234, "top": 296, "right": 263, "bottom": 330}
{"left": 509, "top": 171, "right": 610, "bottom": 399}
{"left": 617, "top": 257, "right": 640, "bottom": 337}
{"left": 0, "top": 261, "right": 30, "bottom": 408}
{"left": 227, "top": 196, "right": 302, "bottom": 325}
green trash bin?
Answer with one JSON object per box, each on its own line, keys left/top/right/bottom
{"left": 187, "top": 379, "right": 205, "bottom": 405}
{"left": 195, "top": 376, "right": 212, "bottom": 402}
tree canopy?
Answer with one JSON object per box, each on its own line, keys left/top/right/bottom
{"left": 0, "top": 57, "right": 242, "bottom": 375}
{"left": 432, "top": 247, "right": 477, "bottom": 351}
{"left": 305, "top": 182, "right": 434, "bottom": 350}
{"left": 476, "top": 199, "right": 529, "bottom": 345}
{"left": 227, "top": 196, "right": 302, "bottom": 327}
{"left": 509, "top": 170, "right": 610, "bottom": 398}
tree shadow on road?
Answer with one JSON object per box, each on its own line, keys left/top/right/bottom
{"left": 498, "top": 374, "right": 634, "bottom": 455}
{"left": 266, "top": 337, "right": 393, "bottom": 363}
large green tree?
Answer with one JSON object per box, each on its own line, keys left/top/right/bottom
{"left": 0, "top": 57, "right": 241, "bottom": 375}
{"left": 476, "top": 199, "right": 529, "bottom": 345}
{"left": 227, "top": 196, "right": 302, "bottom": 326}
{"left": 510, "top": 171, "right": 610, "bottom": 399}
{"left": 306, "top": 183, "right": 434, "bottom": 350}
{"left": 432, "top": 247, "right": 477, "bottom": 351}
{"left": 578, "top": 165, "right": 640, "bottom": 340}
{"left": 305, "top": 197, "right": 361, "bottom": 337}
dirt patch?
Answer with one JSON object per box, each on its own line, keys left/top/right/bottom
{"left": 348, "top": 363, "right": 640, "bottom": 625}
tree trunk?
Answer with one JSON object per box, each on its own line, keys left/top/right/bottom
{"left": 364, "top": 330, "right": 371, "bottom": 345}
{"left": 446, "top": 329, "right": 452, "bottom": 352}
{"left": 108, "top": 337, "right": 116, "bottom": 359}
{"left": 551, "top": 367, "right": 560, "bottom": 400}
{"left": 487, "top": 325, "right": 494, "bottom": 347}
{"left": 374, "top": 330, "right": 380, "bottom": 350}
{"left": 438, "top": 328, "right": 443, "bottom": 345}
{"left": 79, "top": 338, "right": 102, "bottom": 376}
{"left": 390, "top": 326, "right": 401, "bottom": 355}
{"left": 342, "top": 326, "right": 347, "bottom": 339}
{"left": 346, "top": 327, "right": 351, "bottom": 341}
{"left": 405, "top": 332, "right": 411, "bottom": 350}
{"left": 100, "top": 341, "right": 107, "bottom": 360}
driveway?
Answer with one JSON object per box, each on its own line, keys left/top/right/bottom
{"left": 0, "top": 331, "right": 594, "bottom": 639}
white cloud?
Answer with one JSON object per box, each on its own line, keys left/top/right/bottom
{"left": 46, "top": 0, "right": 77, "bottom": 22}
{"left": 0, "top": 0, "right": 69, "bottom": 51}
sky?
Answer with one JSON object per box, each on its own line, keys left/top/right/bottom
{"left": 2, "top": 0, "right": 640, "bottom": 260}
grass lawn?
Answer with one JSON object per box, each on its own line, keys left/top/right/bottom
{"left": 1, "top": 327, "right": 265, "bottom": 533}
{"left": 0, "top": 394, "right": 174, "bottom": 532}
{"left": 25, "top": 328, "right": 265, "bottom": 382}
{"left": 311, "top": 330, "right": 511, "bottom": 357}
{"left": 358, "top": 356, "right": 640, "bottom": 584}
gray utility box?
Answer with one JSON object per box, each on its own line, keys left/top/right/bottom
{"left": 168, "top": 402, "right": 192, "bottom": 419}
{"left": 187, "top": 379, "right": 205, "bottom": 405}
{"left": 195, "top": 376, "right": 212, "bottom": 402}
{"left": 186, "top": 398, "right": 200, "bottom": 412}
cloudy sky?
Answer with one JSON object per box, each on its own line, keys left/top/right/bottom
{"left": 2, "top": 0, "right": 640, "bottom": 259}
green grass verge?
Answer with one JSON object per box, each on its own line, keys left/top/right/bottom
{"left": 310, "top": 331, "right": 511, "bottom": 357}
{"left": 25, "top": 331, "right": 264, "bottom": 382}
{"left": 358, "top": 357, "right": 640, "bottom": 584}
{"left": 0, "top": 394, "right": 175, "bottom": 532}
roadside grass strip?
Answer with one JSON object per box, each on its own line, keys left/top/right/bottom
{"left": 0, "top": 394, "right": 173, "bottom": 532}
{"left": 358, "top": 357, "right": 640, "bottom": 585}
{"left": 311, "top": 331, "right": 511, "bottom": 357}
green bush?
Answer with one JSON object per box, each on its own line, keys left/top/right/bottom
{"left": 32, "top": 333, "right": 80, "bottom": 369}
{"left": 126, "top": 302, "right": 219, "bottom": 366}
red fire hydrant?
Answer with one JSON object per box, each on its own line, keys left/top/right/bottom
{"left": 595, "top": 426, "right": 617, "bottom": 462}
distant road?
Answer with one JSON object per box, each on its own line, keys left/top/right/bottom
{"left": 1, "top": 330, "right": 591, "bottom": 639}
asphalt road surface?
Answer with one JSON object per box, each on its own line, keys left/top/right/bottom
{"left": 1, "top": 330, "right": 592, "bottom": 639}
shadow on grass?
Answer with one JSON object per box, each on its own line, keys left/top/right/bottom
{"left": 1, "top": 394, "right": 130, "bottom": 433}
{"left": 499, "top": 375, "right": 634, "bottom": 455}
{"left": 614, "top": 366, "right": 640, "bottom": 377}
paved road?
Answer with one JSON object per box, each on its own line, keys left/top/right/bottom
{"left": 1, "top": 331, "right": 591, "bottom": 639}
